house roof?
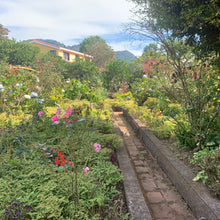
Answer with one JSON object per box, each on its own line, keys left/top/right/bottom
{"left": 143, "top": 59, "right": 160, "bottom": 74}
{"left": 30, "top": 39, "right": 93, "bottom": 59}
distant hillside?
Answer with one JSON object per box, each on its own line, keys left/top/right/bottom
{"left": 115, "top": 50, "right": 137, "bottom": 62}
{"left": 68, "top": 45, "right": 81, "bottom": 51}
{"left": 31, "top": 39, "right": 67, "bottom": 48}
{"left": 29, "top": 39, "right": 81, "bottom": 52}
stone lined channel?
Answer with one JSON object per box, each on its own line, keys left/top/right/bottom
{"left": 114, "top": 111, "right": 196, "bottom": 220}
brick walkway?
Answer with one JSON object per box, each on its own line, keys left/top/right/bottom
{"left": 114, "top": 112, "right": 196, "bottom": 220}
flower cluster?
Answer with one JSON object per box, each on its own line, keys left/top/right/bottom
{"left": 63, "top": 108, "right": 73, "bottom": 117}
{"left": 54, "top": 150, "right": 72, "bottom": 167}
{"left": 51, "top": 115, "right": 59, "bottom": 124}
{"left": 0, "top": 83, "right": 4, "bottom": 92}
{"left": 94, "top": 143, "right": 101, "bottom": 152}
{"left": 38, "top": 111, "right": 44, "bottom": 117}
{"left": 84, "top": 167, "right": 89, "bottom": 175}
{"left": 51, "top": 108, "right": 74, "bottom": 125}
{"left": 3, "top": 199, "right": 33, "bottom": 220}
{"left": 39, "top": 147, "right": 72, "bottom": 168}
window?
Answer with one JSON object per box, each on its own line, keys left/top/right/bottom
{"left": 63, "top": 52, "right": 70, "bottom": 61}
{"left": 50, "top": 50, "right": 56, "bottom": 55}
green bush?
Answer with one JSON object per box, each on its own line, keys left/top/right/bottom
{"left": 143, "top": 97, "right": 159, "bottom": 111}
{"left": 191, "top": 147, "right": 220, "bottom": 196}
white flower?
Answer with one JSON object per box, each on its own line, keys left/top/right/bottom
{"left": 34, "top": 76, "right": 40, "bottom": 83}
{"left": 30, "top": 92, "right": 38, "bottom": 98}
{"left": 0, "top": 83, "right": 4, "bottom": 92}
{"left": 24, "top": 94, "right": 31, "bottom": 99}
{"left": 35, "top": 86, "right": 41, "bottom": 91}
{"left": 66, "top": 80, "right": 70, "bottom": 84}
{"left": 36, "top": 98, "right": 44, "bottom": 104}
{"left": 62, "top": 89, "right": 65, "bottom": 93}
{"left": 77, "top": 118, "right": 86, "bottom": 122}
{"left": 15, "top": 83, "right": 22, "bottom": 88}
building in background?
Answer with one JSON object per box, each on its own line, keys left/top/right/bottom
{"left": 30, "top": 39, "right": 93, "bottom": 62}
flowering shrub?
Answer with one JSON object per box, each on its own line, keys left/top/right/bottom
{"left": 0, "top": 62, "right": 45, "bottom": 113}
{"left": 64, "top": 79, "right": 100, "bottom": 103}
{"left": 0, "top": 100, "right": 125, "bottom": 219}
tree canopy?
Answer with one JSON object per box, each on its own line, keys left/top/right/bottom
{"left": 128, "top": 0, "right": 220, "bottom": 56}
{"left": 142, "top": 43, "right": 165, "bottom": 59}
{"left": 79, "top": 36, "right": 115, "bottom": 67}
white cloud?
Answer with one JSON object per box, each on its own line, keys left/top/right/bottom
{"left": 0, "top": 0, "right": 144, "bottom": 53}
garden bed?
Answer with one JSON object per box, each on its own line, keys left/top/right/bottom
{"left": 0, "top": 103, "right": 131, "bottom": 219}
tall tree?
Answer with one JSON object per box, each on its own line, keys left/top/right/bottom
{"left": 79, "top": 36, "right": 115, "bottom": 67}
{"left": 102, "top": 59, "right": 132, "bottom": 92}
{"left": 128, "top": 0, "right": 220, "bottom": 56}
{"left": 0, "top": 24, "right": 9, "bottom": 40}
{"left": 127, "top": 0, "right": 220, "bottom": 150}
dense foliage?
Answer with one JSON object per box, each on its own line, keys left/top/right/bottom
{"left": 128, "top": 0, "right": 220, "bottom": 56}
{"left": 79, "top": 36, "right": 115, "bottom": 68}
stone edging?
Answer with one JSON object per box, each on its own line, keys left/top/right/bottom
{"left": 122, "top": 108, "right": 220, "bottom": 220}
{"left": 114, "top": 118, "right": 153, "bottom": 220}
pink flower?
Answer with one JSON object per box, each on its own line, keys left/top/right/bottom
{"left": 51, "top": 115, "right": 59, "bottom": 122}
{"left": 94, "top": 143, "right": 101, "bottom": 152}
{"left": 38, "top": 111, "right": 44, "bottom": 117}
{"left": 63, "top": 108, "right": 73, "bottom": 117}
{"left": 84, "top": 167, "right": 89, "bottom": 174}
{"left": 56, "top": 107, "right": 62, "bottom": 115}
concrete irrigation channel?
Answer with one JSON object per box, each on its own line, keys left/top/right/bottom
{"left": 112, "top": 108, "right": 220, "bottom": 220}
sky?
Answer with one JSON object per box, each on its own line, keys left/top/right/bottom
{"left": 0, "top": 0, "right": 153, "bottom": 57}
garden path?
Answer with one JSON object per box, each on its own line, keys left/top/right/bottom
{"left": 113, "top": 111, "right": 196, "bottom": 220}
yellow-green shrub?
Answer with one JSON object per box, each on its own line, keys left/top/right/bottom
{"left": 0, "top": 111, "right": 31, "bottom": 128}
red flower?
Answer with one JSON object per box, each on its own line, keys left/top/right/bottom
{"left": 60, "top": 163, "right": 63, "bottom": 166}
{"left": 55, "top": 158, "right": 59, "bottom": 164}
{"left": 62, "top": 159, "right": 66, "bottom": 164}
{"left": 60, "top": 154, "right": 65, "bottom": 159}
{"left": 53, "top": 149, "right": 56, "bottom": 152}
{"left": 58, "top": 152, "right": 62, "bottom": 157}
{"left": 67, "top": 161, "right": 72, "bottom": 165}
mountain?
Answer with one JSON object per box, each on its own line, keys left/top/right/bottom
{"left": 29, "top": 39, "right": 80, "bottom": 51}
{"left": 68, "top": 44, "right": 81, "bottom": 51}
{"left": 32, "top": 39, "right": 67, "bottom": 48}
{"left": 115, "top": 50, "right": 137, "bottom": 62}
